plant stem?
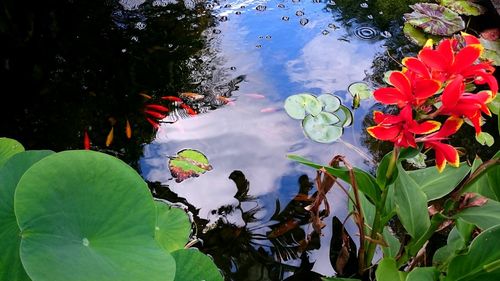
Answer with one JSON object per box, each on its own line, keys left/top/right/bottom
{"left": 364, "top": 146, "right": 399, "bottom": 269}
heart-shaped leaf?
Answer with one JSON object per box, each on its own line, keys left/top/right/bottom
{"left": 404, "top": 3, "right": 465, "bottom": 36}
{"left": 169, "top": 149, "right": 212, "bottom": 183}
{"left": 171, "top": 249, "right": 223, "bottom": 281}
{"left": 439, "top": 0, "right": 486, "bottom": 16}
{"left": 336, "top": 105, "right": 353, "bottom": 127}
{"left": 154, "top": 201, "right": 191, "bottom": 252}
{"left": 0, "top": 138, "right": 24, "bottom": 168}
{"left": 302, "top": 112, "right": 343, "bottom": 143}
{"left": 348, "top": 82, "right": 372, "bottom": 100}
{"left": 284, "top": 93, "right": 323, "bottom": 119}
{"left": 318, "top": 94, "right": 341, "bottom": 112}
{"left": 0, "top": 150, "right": 54, "bottom": 281}
{"left": 15, "top": 151, "right": 176, "bottom": 281}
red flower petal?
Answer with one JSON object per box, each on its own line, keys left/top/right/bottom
{"left": 373, "top": 88, "right": 404, "bottom": 106}
{"left": 452, "top": 44, "right": 483, "bottom": 74}
{"left": 437, "top": 116, "right": 463, "bottom": 138}
{"left": 413, "top": 79, "right": 441, "bottom": 101}
{"left": 389, "top": 71, "right": 412, "bottom": 99}
{"left": 409, "top": 120, "right": 441, "bottom": 135}
{"left": 442, "top": 75, "right": 464, "bottom": 107}
{"left": 427, "top": 141, "right": 460, "bottom": 172}
{"left": 402, "top": 57, "right": 431, "bottom": 79}
{"left": 462, "top": 32, "right": 481, "bottom": 45}
{"left": 367, "top": 125, "right": 401, "bottom": 141}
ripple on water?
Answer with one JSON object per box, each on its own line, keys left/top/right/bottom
{"left": 295, "top": 10, "right": 304, "bottom": 16}
{"left": 282, "top": 16, "right": 290, "bottom": 21}
{"left": 256, "top": 5, "right": 266, "bottom": 11}
{"left": 354, "top": 26, "right": 378, "bottom": 40}
{"left": 299, "top": 18, "right": 309, "bottom": 26}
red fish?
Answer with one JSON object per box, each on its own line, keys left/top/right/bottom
{"left": 83, "top": 130, "right": 91, "bottom": 150}
{"left": 180, "top": 103, "right": 197, "bottom": 116}
{"left": 144, "top": 109, "right": 167, "bottom": 119}
{"left": 146, "top": 117, "right": 160, "bottom": 129}
{"left": 105, "top": 127, "right": 114, "bottom": 147}
{"left": 145, "top": 104, "right": 169, "bottom": 112}
{"left": 161, "top": 96, "right": 183, "bottom": 102}
{"left": 125, "top": 119, "right": 132, "bottom": 139}
{"left": 139, "top": 92, "right": 152, "bottom": 99}
{"left": 244, "top": 93, "right": 266, "bottom": 99}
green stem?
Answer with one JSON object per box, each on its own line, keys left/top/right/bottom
{"left": 364, "top": 147, "right": 399, "bottom": 268}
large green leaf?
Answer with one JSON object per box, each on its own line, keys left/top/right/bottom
{"left": 14, "top": 151, "right": 175, "bottom": 281}
{"left": 394, "top": 164, "right": 430, "bottom": 239}
{"left": 454, "top": 200, "right": 500, "bottom": 230}
{"left": 284, "top": 93, "right": 323, "bottom": 119}
{"left": 382, "top": 227, "right": 401, "bottom": 259}
{"left": 288, "top": 154, "right": 380, "bottom": 202}
{"left": 302, "top": 112, "right": 343, "bottom": 143}
{"left": 155, "top": 201, "right": 191, "bottom": 252}
{"left": 446, "top": 225, "right": 500, "bottom": 281}
{"left": 404, "top": 3, "right": 465, "bottom": 36}
{"left": 0, "top": 137, "right": 24, "bottom": 168}
{"left": 463, "top": 156, "right": 500, "bottom": 201}
{"left": 480, "top": 38, "right": 500, "bottom": 67}
{"left": 171, "top": 249, "right": 223, "bottom": 281}
{"left": 406, "top": 267, "right": 439, "bottom": 281}
{"left": 439, "top": 0, "right": 486, "bottom": 16}
{"left": 408, "top": 163, "right": 471, "bottom": 201}
{"left": 375, "top": 258, "right": 407, "bottom": 281}
{"left": 0, "top": 150, "right": 54, "bottom": 281}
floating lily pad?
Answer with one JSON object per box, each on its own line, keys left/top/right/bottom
{"left": 403, "top": 22, "right": 442, "bottom": 46}
{"left": 318, "top": 94, "right": 341, "bottom": 112}
{"left": 169, "top": 149, "right": 213, "bottom": 183}
{"left": 336, "top": 105, "right": 353, "bottom": 127}
{"left": 0, "top": 138, "right": 24, "bottom": 168}
{"left": 348, "top": 82, "right": 372, "bottom": 100}
{"left": 171, "top": 249, "right": 224, "bottom": 281}
{"left": 404, "top": 3, "right": 465, "bottom": 36}
{"left": 0, "top": 150, "right": 54, "bottom": 281}
{"left": 14, "top": 151, "right": 176, "bottom": 281}
{"left": 302, "top": 112, "right": 343, "bottom": 143}
{"left": 440, "top": 0, "right": 485, "bottom": 16}
{"left": 284, "top": 93, "right": 323, "bottom": 119}
{"left": 154, "top": 201, "right": 191, "bottom": 252}
{"left": 480, "top": 38, "right": 500, "bottom": 66}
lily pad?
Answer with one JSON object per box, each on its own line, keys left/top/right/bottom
{"left": 0, "top": 137, "right": 24, "bottom": 168}
{"left": 336, "top": 105, "right": 353, "bottom": 127}
{"left": 439, "top": 0, "right": 485, "bottom": 16}
{"left": 318, "top": 94, "right": 341, "bottom": 112}
{"left": 302, "top": 112, "right": 343, "bottom": 143}
{"left": 169, "top": 149, "right": 213, "bottom": 183}
{"left": 480, "top": 38, "right": 500, "bottom": 66}
{"left": 404, "top": 3, "right": 465, "bottom": 36}
{"left": 403, "top": 23, "right": 442, "bottom": 46}
{"left": 171, "top": 249, "right": 223, "bottom": 281}
{"left": 154, "top": 201, "right": 191, "bottom": 252}
{"left": 0, "top": 150, "right": 54, "bottom": 281}
{"left": 14, "top": 151, "right": 176, "bottom": 281}
{"left": 284, "top": 93, "right": 323, "bottom": 119}
{"left": 348, "top": 82, "right": 372, "bottom": 100}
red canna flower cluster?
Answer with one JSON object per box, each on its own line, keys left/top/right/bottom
{"left": 368, "top": 33, "right": 498, "bottom": 172}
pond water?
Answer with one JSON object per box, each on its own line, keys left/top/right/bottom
{"left": 2, "top": 0, "right": 498, "bottom": 280}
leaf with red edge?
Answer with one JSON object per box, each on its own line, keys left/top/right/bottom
{"left": 404, "top": 3, "right": 465, "bottom": 36}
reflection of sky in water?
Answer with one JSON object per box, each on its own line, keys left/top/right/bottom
{"left": 140, "top": 0, "right": 384, "bottom": 276}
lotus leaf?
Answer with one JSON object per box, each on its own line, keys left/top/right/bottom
{"left": 439, "top": 0, "right": 485, "bottom": 16}
{"left": 404, "top": 3, "right": 465, "bottom": 36}
{"left": 169, "top": 149, "right": 212, "bottom": 183}
{"left": 154, "top": 201, "right": 191, "bottom": 252}
{"left": 302, "top": 112, "right": 343, "bottom": 143}
{"left": 0, "top": 150, "right": 54, "bottom": 281}
{"left": 0, "top": 137, "right": 24, "bottom": 168}
{"left": 171, "top": 249, "right": 224, "bottom": 281}
{"left": 284, "top": 93, "right": 323, "bottom": 119}
{"left": 318, "top": 94, "right": 341, "bottom": 112}
{"left": 14, "top": 150, "right": 176, "bottom": 281}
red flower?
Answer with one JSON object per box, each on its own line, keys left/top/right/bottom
{"left": 367, "top": 106, "right": 441, "bottom": 148}
{"left": 373, "top": 71, "right": 441, "bottom": 108}
{"left": 417, "top": 117, "right": 463, "bottom": 172}
{"left": 439, "top": 75, "right": 494, "bottom": 135}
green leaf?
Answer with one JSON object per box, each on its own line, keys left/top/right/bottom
{"left": 288, "top": 154, "right": 381, "bottom": 202}
{"left": 169, "top": 149, "right": 213, "bottom": 183}
{"left": 475, "top": 132, "right": 495, "bottom": 147}
{"left": 382, "top": 227, "right": 401, "bottom": 259}
{"left": 439, "top": 0, "right": 486, "bottom": 16}
{"left": 14, "top": 151, "right": 176, "bottom": 281}
{"left": 394, "top": 164, "right": 430, "bottom": 239}
{"left": 446, "top": 225, "right": 500, "bottom": 281}
{"left": 337, "top": 105, "right": 353, "bottom": 127}
{"left": 375, "top": 258, "right": 407, "bottom": 281}
{"left": 0, "top": 138, "right": 24, "bottom": 168}
{"left": 405, "top": 153, "right": 427, "bottom": 169}
{"left": 454, "top": 200, "right": 500, "bottom": 230}
{"left": 463, "top": 156, "right": 500, "bottom": 201}
{"left": 0, "top": 150, "right": 54, "bottom": 281}
{"left": 171, "top": 249, "right": 223, "bottom": 281}
{"left": 408, "top": 162, "right": 471, "bottom": 201}
{"left": 348, "top": 82, "right": 372, "bottom": 100}
{"left": 318, "top": 94, "right": 341, "bottom": 112}
{"left": 154, "top": 201, "right": 191, "bottom": 252}
{"left": 406, "top": 267, "right": 440, "bottom": 281}
{"left": 433, "top": 226, "right": 465, "bottom": 271}
{"left": 404, "top": 3, "right": 465, "bottom": 36}
{"left": 488, "top": 94, "right": 500, "bottom": 115}
{"left": 284, "top": 93, "right": 323, "bottom": 119}
{"left": 480, "top": 38, "right": 500, "bottom": 66}
{"left": 377, "top": 152, "right": 398, "bottom": 188}
{"left": 302, "top": 112, "right": 343, "bottom": 143}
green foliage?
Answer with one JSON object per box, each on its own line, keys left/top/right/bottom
{"left": 375, "top": 258, "right": 407, "bottom": 281}
{"left": 475, "top": 132, "right": 495, "bottom": 147}
{"left": 169, "top": 149, "right": 212, "bottom": 183}
{"left": 284, "top": 93, "right": 323, "bottom": 119}
{"left": 0, "top": 137, "right": 24, "bottom": 167}
{"left": 446, "top": 225, "right": 500, "bottom": 281}
{"left": 348, "top": 82, "right": 372, "bottom": 109}
{"left": 454, "top": 200, "right": 500, "bottom": 230}
{"left": 463, "top": 154, "right": 500, "bottom": 201}
{"left": 404, "top": 3, "right": 465, "bottom": 36}
{"left": 480, "top": 38, "right": 500, "bottom": 67}
{"left": 406, "top": 267, "right": 439, "bottom": 281}
{"left": 0, "top": 140, "right": 223, "bottom": 281}
{"left": 439, "top": 0, "right": 486, "bottom": 16}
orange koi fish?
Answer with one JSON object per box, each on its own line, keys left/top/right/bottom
{"left": 139, "top": 92, "right": 152, "bottom": 99}
{"left": 125, "top": 119, "right": 132, "bottom": 139}
{"left": 180, "top": 92, "right": 204, "bottom": 101}
{"left": 83, "top": 130, "right": 91, "bottom": 150}
{"left": 144, "top": 109, "right": 167, "bottom": 119}
{"left": 180, "top": 103, "right": 197, "bottom": 116}
{"left": 260, "top": 107, "right": 278, "bottom": 113}
{"left": 145, "top": 104, "right": 169, "bottom": 112}
{"left": 216, "top": 96, "right": 236, "bottom": 105}
{"left": 244, "top": 93, "right": 266, "bottom": 99}
{"left": 161, "top": 96, "right": 183, "bottom": 102}
{"left": 105, "top": 127, "right": 114, "bottom": 147}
